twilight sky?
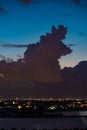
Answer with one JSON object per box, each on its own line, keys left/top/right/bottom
{"left": 0, "top": 0, "right": 87, "bottom": 98}
{"left": 0, "top": 0, "right": 87, "bottom": 68}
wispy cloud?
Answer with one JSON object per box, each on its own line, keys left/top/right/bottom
{"left": 68, "top": 44, "right": 76, "bottom": 47}
{"left": 1, "top": 44, "right": 28, "bottom": 48}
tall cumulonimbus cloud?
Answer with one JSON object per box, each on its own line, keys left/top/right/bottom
{"left": 24, "top": 25, "right": 72, "bottom": 83}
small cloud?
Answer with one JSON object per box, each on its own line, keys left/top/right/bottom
{"left": 41, "top": 0, "right": 60, "bottom": 2}
{"left": 72, "top": 0, "right": 80, "bottom": 5}
{"left": 1, "top": 44, "right": 28, "bottom": 48}
{"left": 82, "top": 0, "right": 87, "bottom": 8}
{"left": 83, "top": 4, "right": 87, "bottom": 8}
{"left": 18, "top": 0, "right": 60, "bottom": 5}
{"left": 35, "top": 0, "right": 60, "bottom": 3}
{"left": 17, "top": 0, "right": 63, "bottom": 9}
{"left": 68, "top": 44, "right": 75, "bottom": 47}
{"left": 0, "top": 7, "right": 6, "bottom": 13}
{"left": 18, "top": 0, "right": 32, "bottom": 5}
{"left": 61, "top": 13, "right": 72, "bottom": 17}
{"left": 82, "top": 1, "right": 87, "bottom": 8}
{"left": 79, "top": 32, "right": 87, "bottom": 36}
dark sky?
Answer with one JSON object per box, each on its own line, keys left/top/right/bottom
{"left": 0, "top": 0, "right": 87, "bottom": 98}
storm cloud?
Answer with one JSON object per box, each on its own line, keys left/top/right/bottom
{"left": 0, "top": 25, "right": 72, "bottom": 83}
{"left": 23, "top": 25, "right": 72, "bottom": 83}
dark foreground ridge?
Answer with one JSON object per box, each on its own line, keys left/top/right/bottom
{"left": 0, "top": 117, "right": 87, "bottom": 130}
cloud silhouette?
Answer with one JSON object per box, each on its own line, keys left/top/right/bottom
{"left": 0, "top": 25, "right": 72, "bottom": 83}
{"left": 62, "top": 61, "right": 87, "bottom": 82}
{"left": 73, "top": 61, "right": 87, "bottom": 82}
{"left": 24, "top": 25, "right": 72, "bottom": 83}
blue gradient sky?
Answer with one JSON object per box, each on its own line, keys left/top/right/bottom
{"left": 0, "top": 0, "right": 87, "bottom": 68}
